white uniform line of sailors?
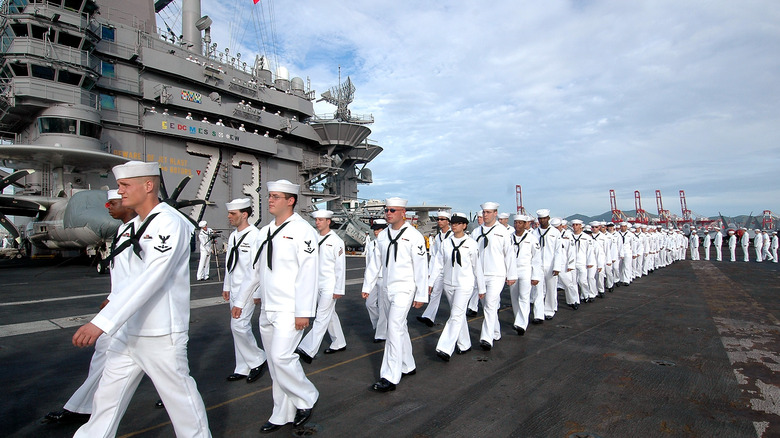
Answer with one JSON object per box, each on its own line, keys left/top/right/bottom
{"left": 722, "top": 227, "right": 777, "bottom": 263}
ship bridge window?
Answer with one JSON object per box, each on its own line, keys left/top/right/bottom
{"left": 10, "top": 63, "right": 28, "bottom": 77}
{"left": 82, "top": 76, "right": 95, "bottom": 90}
{"left": 39, "top": 117, "right": 77, "bottom": 135}
{"left": 79, "top": 120, "right": 101, "bottom": 139}
{"left": 31, "top": 64, "right": 55, "bottom": 80}
{"left": 101, "top": 26, "right": 115, "bottom": 42}
{"left": 64, "top": 0, "right": 84, "bottom": 12}
{"left": 10, "top": 24, "right": 29, "bottom": 38}
{"left": 100, "top": 61, "right": 115, "bottom": 78}
{"left": 57, "top": 32, "right": 82, "bottom": 49}
{"left": 99, "top": 94, "right": 116, "bottom": 110}
{"left": 57, "top": 70, "right": 82, "bottom": 86}
{"left": 30, "top": 25, "right": 55, "bottom": 41}
{"left": 8, "top": 0, "right": 27, "bottom": 14}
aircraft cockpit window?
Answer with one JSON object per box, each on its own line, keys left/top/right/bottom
{"left": 101, "top": 26, "right": 115, "bottom": 42}
{"left": 79, "top": 121, "right": 102, "bottom": 139}
{"left": 10, "top": 24, "right": 29, "bottom": 38}
{"left": 39, "top": 117, "right": 77, "bottom": 135}
{"left": 30, "top": 64, "right": 55, "bottom": 80}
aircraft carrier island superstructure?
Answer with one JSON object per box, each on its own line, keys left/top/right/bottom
{"left": 0, "top": 0, "right": 381, "bottom": 255}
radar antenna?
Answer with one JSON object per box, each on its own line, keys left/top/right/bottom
{"left": 317, "top": 68, "right": 355, "bottom": 121}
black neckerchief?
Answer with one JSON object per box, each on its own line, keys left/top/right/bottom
{"left": 512, "top": 232, "right": 529, "bottom": 257}
{"left": 101, "top": 213, "right": 159, "bottom": 269}
{"left": 573, "top": 233, "right": 582, "bottom": 250}
{"left": 476, "top": 225, "right": 496, "bottom": 248}
{"left": 227, "top": 231, "right": 250, "bottom": 273}
{"left": 385, "top": 226, "right": 408, "bottom": 267}
{"left": 318, "top": 233, "right": 331, "bottom": 247}
{"left": 438, "top": 229, "right": 452, "bottom": 243}
{"left": 538, "top": 227, "right": 551, "bottom": 248}
{"left": 620, "top": 231, "right": 627, "bottom": 243}
{"left": 253, "top": 220, "right": 291, "bottom": 270}
{"left": 450, "top": 237, "right": 466, "bottom": 267}
{"left": 109, "top": 222, "right": 135, "bottom": 268}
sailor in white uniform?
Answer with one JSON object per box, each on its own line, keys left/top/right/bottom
{"left": 770, "top": 231, "right": 778, "bottom": 263}
{"left": 713, "top": 227, "right": 723, "bottom": 262}
{"left": 498, "top": 212, "right": 513, "bottom": 233}
{"left": 555, "top": 219, "right": 579, "bottom": 309}
{"left": 590, "top": 221, "right": 608, "bottom": 298}
{"left": 753, "top": 229, "right": 764, "bottom": 262}
{"left": 617, "top": 222, "right": 635, "bottom": 286}
{"left": 417, "top": 210, "right": 452, "bottom": 327}
{"left": 364, "top": 219, "right": 388, "bottom": 342}
{"left": 728, "top": 230, "right": 737, "bottom": 262}
{"left": 244, "top": 180, "right": 319, "bottom": 432}
{"left": 44, "top": 190, "right": 137, "bottom": 424}
{"left": 197, "top": 220, "right": 213, "bottom": 280}
{"left": 72, "top": 161, "right": 210, "bottom": 438}
{"left": 508, "top": 214, "right": 542, "bottom": 334}
{"left": 222, "top": 198, "right": 267, "bottom": 383}
{"left": 761, "top": 231, "right": 773, "bottom": 261}
{"left": 473, "top": 202, "right": 517, "bottom": 349}
{"left": 741, "top": 228, "right": 750, "bottom": 262}
{"left": 571, "top": 220, "right": 595, "bottom": 302}
{"left": 703, "top": 229, "right": 712, "bottom": 261}
{"left": 466, "top": 210, "right": 484, "bottom": 317}
{"left": 531, "top": 209, "right": 563, "bottom": 321}
{"left": 297, "top": 210, "right": 347, "bottom": 362}
{"left": 362, "top": 197, "right": 428, "bottom": 392}
{"left": 428, "top": 213, "right": 485, "bottom": 360}
{"left": 689, "top": 229, "right": 700, "bottom": 261}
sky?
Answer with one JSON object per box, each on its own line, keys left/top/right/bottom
{"left": 166, "top": 0, "right": 780, "bottom": 218}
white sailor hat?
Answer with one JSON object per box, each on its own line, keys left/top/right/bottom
{"left": 755, "top": 228, "right": 762, "bottom": 232}
{"left": 385, "top": 197, "right": 408, "bottom": 208}
{"left": 589, "top": 221, "right": 600, "bottom": 227}
{"left": 480, "top": 202, "right": 499, "bottom": 211}
{"left": 606, "top": 222, "right": 615, "bottom": 227}
{"left": 107, "top": 189, "right": 121, "bottom": 200}
{"left": 713, "top": 226, "right": 720, "bottom": 230}
{"left": 199, "top": 220, "right": 207, "bottom": 227}
{"left": 728, "top": 229, "right": 735, "bottom": 234}
{"left": 536, "top": 209, "right": 550, "bottom": 218}
{"left": 112, "top": 161, "right": 160, "bottom": 180}
{"left": 513, "top": 214, "right": 530, "bottom": 222}
{"left": 311, "top": 210, "right": 334, "bottom": 219}
{"left": 226, "top": 198, "right": 251, "bottom": 210}
{"left": 267, "top": 179, "right": 299, "bottom": 195}
{"left": 570, "top": 219, "right": 583, "bottom": 225}
{"left": 550, "top": 217, "right": 562, "bottom": 227}
{"left": 561, "top": 219, "right": 568, "bottom": 226}
{"left": 498, "top": 212, "right": 510, "bottom": 219}
{"left": 619, "top": 222, "right": 628, "bottom": 226}
{"left": 437, "top": 210, "right": 452, "bottom": 219}
{"left": 584, "top": 225, "right": 592, "bottom": 232}
{"left": 477, "top": 210, "right": 483, "bottom": 217}
{"left": 450, "top": 213, "right": 469, "bottom": 224}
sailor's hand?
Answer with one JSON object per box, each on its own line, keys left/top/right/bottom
{"left": 552, "top": 270, "right": 560, "bottom": 276}
{"left": 253, "top": 298, "right": 261, "bottom": 305}
{"left": 73, "top": 323, "right": 103, "bottom": 348}
{"left": 295, "top": 317, "right": 310, "bottom": 330}
{"left": 231, "top": 306, "right": 243, "bottom": 318}
{"left": 428, "top": 286, "right": 433, "bottom": 295}
{"left": 506, "top": 280, "right": 516, "bottom": 286}
{"left": 222, "top": 291, "right": 230, "bottom": 301}
{"left": 412, "top": 301, "right": 424, "bottom": 309}
{"left": 99, "top": 299, "right": 109, "bottom": 310}
{"left": 478, "top": 293, "right": 485, "bottom": 300}
{"left": 362, "top": 292, "right": 370, "bottom": 300}
{"left": 531, "top": 280, "right": 539, "bottom": 286}
{"left": 567, "top": 268, "right": 574, "bottom": 272}
{"left": 587, "top": 265, "right": 594, "bottom": 269}
{"left": 333, "top": 294, "right": 342, "bottom": 300}
{"left": 598, "top": 268, "right": 602, "bottom": 272}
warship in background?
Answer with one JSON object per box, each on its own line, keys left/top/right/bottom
{"left": 0, "top": 0, "right": 382, "bottom": 259}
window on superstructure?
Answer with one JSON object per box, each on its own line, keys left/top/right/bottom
{"left": 100, "top": 61, "right": 115, "bottom": 78}
{"left": 8, "top": 0, "right": 27, "bottom": 14}
{"left": 30, "top": 64, "right": 55, "bottom": 80}
{"left": 57, "top": 32, "right": 82, "bottom": 49}
{"left": 99, "top": 93, "right": 116, "bottom": 110}
{"left": 57, "top": 70, "right": 82, "bottom": 86}
{"left": 10, "top": 24, "right": 28, "bottom": 38}
{"left": 79, "top": 121, "right": 102, "bottom": 139}
{"left": 10, "top": 63, "right": 28, "bottom": 77}
{"left": 101, "top": 26, "right": 115, "bottom": 42}
{"left": 39, "top": 117, "right": 77, "bottom": 135}
{"left": 48, "top": 0, "right": 63, "bottom": 7}
{"left": 63, "top": 0, "right": 83, "bottom": 13}
{"left": 30, "top": 25, "right": 54, "bottom": 41}
{"left": 82, "top": 76, "right": 95, "bottom": 90}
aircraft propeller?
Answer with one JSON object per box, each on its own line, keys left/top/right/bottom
{"left": 158, "top": 170, "right": 209, "bottom": 227}
{"left": 0, "top": 169, "right": 41, "bottom": 246}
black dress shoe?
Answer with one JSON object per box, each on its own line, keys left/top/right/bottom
{"left": 324, "top": 346, "right": 346, "bottom": 354}
{"left": 479, "top": 340, "right": 491, "bottom": 351}
{"left": 227, "top": 373, "right": 247, "bottom": 381}
{"left": 42, "top": 409, "right": 90, "bottom": 424}
{"left": 296, "top": 348, "right": 313, "bottom": 364}
{"left": 373, "top": 338, "right": 386, "bottom": 343}
{"left": 570, "top": 303, "right": 579, "bottom": 310}
{"left": 531, "top": 319, "right": 544, "bottom": 325}
{"left": 455, "top": 346, "right": 471, "bottom": 354}
{"left": 544, "top": 315, "right": 553, "bottom": 320}
{"left": 416, "top": 316, "right": 435, "bottom": 327}
{"left": 466, "top": 309, "right": 478, "bottom": 317}
{"left": 436, "top": 350, "right": 450, "bottom": 362}
{"left": 402, "top": 369, "right": 416, "bottom": 377}
{"left": 247, "top": 363, "right": 266, "bottom": 383}
{"left": 514, "top": 325, "right": 526, "bottom": 336}
{"left": 155, "top": 399, "right": 164, "bottom": 409}
{"left": 260, "top": 421, "right": 283, "bottom": 433}
{"left": 597, "top": 292, "right": 605, "bottom": 298}
{"left": 293, "top": 408, "right": 312, "bottom": 427}
{"left": 371, "top": 378, "right": 396, "bottom": 392}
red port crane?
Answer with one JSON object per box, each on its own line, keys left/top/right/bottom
{"left": 634, "top": 190, "right": 649, "bottom": 224}
{"left": 762, "top": 210, "right": 774, "bottom": 230}
{"left": 609, "top": 189, "right": 627, "bottom": 223}
{"left": 655, "top": 190, "right": 672, "bottom": 225}
{"left": 515, "top": 185, "right": 527, "bottom": 215}
{"left": 679, "top": 190, "right": 692, "bottom": 223}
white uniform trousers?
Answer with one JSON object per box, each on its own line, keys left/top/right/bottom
{"left": 542, "top": 269, "right": 559, "bottom": 318}
{"left": 435, "top": 286, "right": 472, "bottom": 355}
{"left": 755, "top": 246, "right": 763, "bottom": 262}
{"left": 690, "top": 247, "right": 700, "bottom": 261}
{"left": 229, "top": 299, "right": 266, "bottom": 375}
{"left": 467, "top": 286, "right": 480, "bottom": 313}
{"left": 611, "top": 261, "right": 620, "bottom": 285}
{"left": 730, "top": 246, "right": 737, "bottom": 262}
{"left": 479, "top": 276, "right": 506, "bottom": 346}
{"left": 509, "top": 273, "right": 532, "bottom": 330}
{"left": 619, "top": 255, "right": 632, "bottom": 284}
{"left": 704, "top": 245, "right": 710, "bottom": 260}
{"left": 74, "top": 333, "right": 211, "bottom": 438}
{"left": 64, "top": 333, "right": 111, "bottom": 414}
{"left": 530, "top": 282, "right": 544, "bottom": 320}
{"left": 298, "top": 290, "right": 346, "bottom": 357}
{"left": 604, "top": 262, "right": 614, "bottom": 289}
{"left": 365, "top": 282, "right": 386, "bottom": 337}
{"left": 558, "top": 270, "right": 579, "bottom": 305}
{"left": 772, "top": 248, "right": 778, "bottom": 263}
{"left": 381, "top": 290, "right": 417, "bottom": 384}
{"left": 762, "top": 246, "right": 772, "bottom": 261}
{"left": 575, "top": 266, "right": 590, "bottom": 300}
{"left": 715, "top": 244, "right": 722, "bottom": 261}
{"left": 742, "top": 245, "right": 750, "bottom": 262}
{"left": 259, "top": 311, "right": 319, "bottom": 425}
{"left": 597, "top": 267, "right": 606, "bottom": 294}
{"left": 197, "top": 251, "right": 211, "bottom": 280}
{"left": 420, "top": 274, "right": 444, "bottom": 322}
{"left": 633, "top": 255, "right": 642, "bottom": 279}
{"left": 586, "top": 267, "right": 598, "bottom": 299}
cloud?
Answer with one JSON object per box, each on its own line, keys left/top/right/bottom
{"left": 189, "top": 0, "right": 780, "bottom": 217}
